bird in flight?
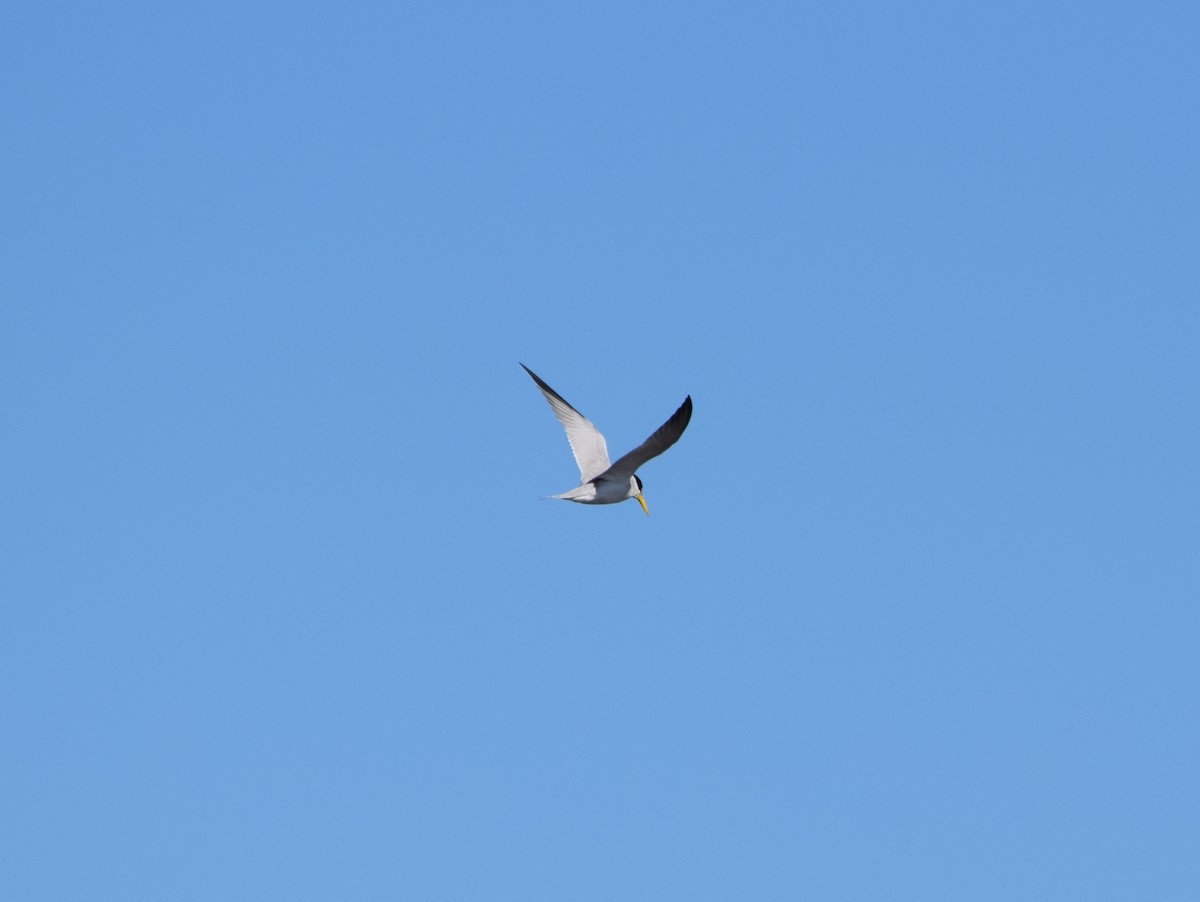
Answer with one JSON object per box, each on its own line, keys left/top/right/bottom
{"left": 521, "top": 363, "right": 692, "bottom": 515}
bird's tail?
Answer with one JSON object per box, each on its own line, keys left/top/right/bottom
{"left": 544, "top": 483, "right": 596, "bottom": 502}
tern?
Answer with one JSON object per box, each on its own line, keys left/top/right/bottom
{"left": 521, "top": 363, "right": 692, "bottom": 515}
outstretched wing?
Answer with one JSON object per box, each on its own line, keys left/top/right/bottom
{"left": 521, "top": 364, "right": 611, "bottom": 483}
{"left": 604, "top": 395, "right": 692, "bottom": 479}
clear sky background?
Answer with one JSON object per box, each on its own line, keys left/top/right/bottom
{"left": 3, "top": 2, "right": 1198, "bottom": 899}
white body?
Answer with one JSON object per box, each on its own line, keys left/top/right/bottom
{"left": 550, "top": 474, "right": 642, "bottom": 505}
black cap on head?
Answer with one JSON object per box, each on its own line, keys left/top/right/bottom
{"left": 634, "top": 475, "right": 643, "bottom": 492}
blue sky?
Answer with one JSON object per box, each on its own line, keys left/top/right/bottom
{"left": 3, "top": 1, "right": 1198, "bottom": 898}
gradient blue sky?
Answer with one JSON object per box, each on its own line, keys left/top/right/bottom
{"left": 3, "top": 2, "right": 1198, "bottom": 898}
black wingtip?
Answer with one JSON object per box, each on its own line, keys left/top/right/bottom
{"left": 519, "top": 363, "right": 583, "bottom": 415}
{"left": 677, "top": 394, "right": 693, "bottom": 430}
{"left": 654, "top": 394, "right": 693, "bottom": 445}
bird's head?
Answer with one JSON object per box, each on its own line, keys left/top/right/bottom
{"left": 630, "top": 474, "right": 649, "bottom": 515}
